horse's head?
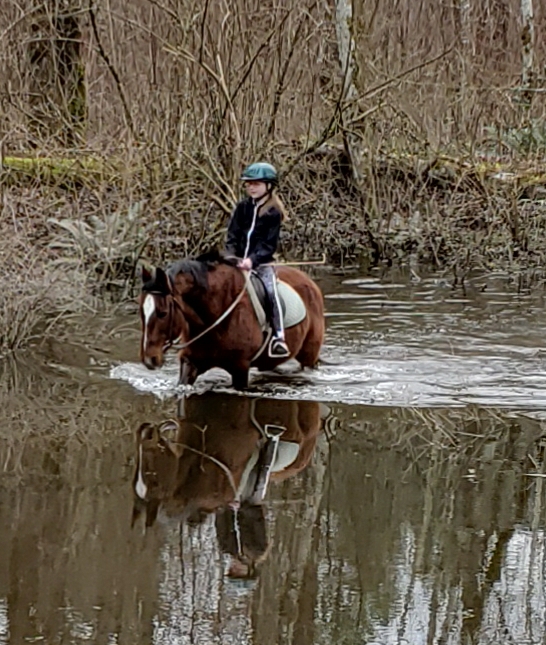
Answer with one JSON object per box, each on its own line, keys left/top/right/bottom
{"left": 139, "top": 266, "right": 189, "bottom": 369}
{"left": 132, "top": 420, "right": 184, "bottom": 528}
{"left": 131, "top": 411, "right": 250, "bottom": 529}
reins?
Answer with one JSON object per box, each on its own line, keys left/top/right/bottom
{"left": 168, "top": 270, "right": 251, "bottom": 352}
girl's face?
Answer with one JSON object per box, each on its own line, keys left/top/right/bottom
{"left": 244, "top": 180, "right": 268, "bottom": 200}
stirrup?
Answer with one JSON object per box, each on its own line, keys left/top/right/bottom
{"left": 268, "top": 338, "right": 290, "bottom": 358}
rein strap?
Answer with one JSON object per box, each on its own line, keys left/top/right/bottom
{"left": 170, "top": 270, "right": 251, "bottom": 351}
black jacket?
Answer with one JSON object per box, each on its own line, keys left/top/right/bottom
{"left": 225, "top": 197, "right": 281, "bottom": 266}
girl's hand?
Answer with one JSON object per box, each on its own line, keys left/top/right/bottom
{"left": 238, "top": 258, "right": 253, "bottom": 271}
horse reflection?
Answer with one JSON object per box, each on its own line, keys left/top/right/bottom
{"left": 132, "top": 394, "right": 324, "bottom": 577}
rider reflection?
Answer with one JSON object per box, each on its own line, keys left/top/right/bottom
{"left": 216, "top": 501, "right": 268, "bottom": 579}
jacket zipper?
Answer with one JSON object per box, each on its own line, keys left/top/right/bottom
{"left": 243, "top": 201, "right": 259, "bottom": 259}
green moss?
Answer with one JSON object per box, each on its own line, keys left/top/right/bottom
{"left": 0, "top": 155, "right": 127, "bottom": 187}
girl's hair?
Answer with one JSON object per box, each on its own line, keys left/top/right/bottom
{"left": 257, "top": 190, "right": 289, "bottom": 221}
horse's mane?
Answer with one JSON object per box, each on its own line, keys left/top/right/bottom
{"left": 167, "top": 249, "right": 238, "bottom": 291}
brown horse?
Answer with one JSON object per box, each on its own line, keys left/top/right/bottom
{"left": 139, "top": 251, "right": 324, "bottom": 390}
{"left": 131, "top": 394, "right": 325, "bottom": 577}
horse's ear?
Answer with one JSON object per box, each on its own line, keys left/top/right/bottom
{"left": 141, "top": 264, "right": 154, "bottom": 284}
{"left": 155, "top": 268, "right": 173, "bottom": 295}
{"left": 158, "top": 419, "right": 179, "bottom": 434}
{"left": 131, "top": 501, "right": 143, "bottom": 529}
{"left": 137, "top": 422, "right": 155, "bottom": 443}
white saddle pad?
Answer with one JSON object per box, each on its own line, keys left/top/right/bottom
{"left": 247, "top": 279, "right": 307, "bottom": 330}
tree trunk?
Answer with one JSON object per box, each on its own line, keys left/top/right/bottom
{"left": 334, "top": 0, "right": 363, "bottom": 185}
{"left": 454, "top": 0, "right": 471, "bottom": 139}
{"left": 27, "top": 0, "right": 86, "bottom": 145}
{"left": 520, "top": 0, "right": 535, "bottom": 104}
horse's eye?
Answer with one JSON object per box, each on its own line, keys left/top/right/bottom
{"left": 156, "top": 311, "right": 167, "bottom": 319}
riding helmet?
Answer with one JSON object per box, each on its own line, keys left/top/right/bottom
{"left": 240, "top": 162, "right": 278, "bottom": 184}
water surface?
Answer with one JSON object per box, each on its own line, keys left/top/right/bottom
{"left": 2, "top": 267, "right": 546, "bottom": 644}
{"left": 111, "top": 269, "right": 546, "bottom": 408}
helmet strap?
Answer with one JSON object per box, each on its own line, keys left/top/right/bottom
{"left": 254, "top": 193, "right": 269, "bottom": 208}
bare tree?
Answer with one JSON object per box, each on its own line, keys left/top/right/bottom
{"left": 520, "top": 0, "right": 535, "bottom": 104}
{"left": 25, "top": 0, "right": 87, "bottom": 145}
{"left": 334, "top": 0, "right": 363, "bottom": 184}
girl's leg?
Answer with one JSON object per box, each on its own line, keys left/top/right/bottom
{"left": 255, "top": 265, "right": 289, "bottom": 357}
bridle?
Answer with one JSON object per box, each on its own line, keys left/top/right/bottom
{"left": 163, "top": 294, "right": 186, "bottom": 353}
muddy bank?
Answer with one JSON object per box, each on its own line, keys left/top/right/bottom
{"left": 4, "top": 149, "right": 546, "bottom": 271}
{"left": 2, "top": 151, "right": 546, "bottom": 354}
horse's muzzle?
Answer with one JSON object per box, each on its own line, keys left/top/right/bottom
{"left": 143, "top": 355, "right": 162, "bottom": 370}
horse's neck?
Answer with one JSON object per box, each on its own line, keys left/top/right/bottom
{"left": 193, "top": 265, "right": 243, "bottom": 317}
{"left": 211, "top": 264, "right": 243, "bottom": 291}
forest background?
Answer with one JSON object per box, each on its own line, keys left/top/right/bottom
{"left": 0, "top": 0, "right": 545, "bottom": 351}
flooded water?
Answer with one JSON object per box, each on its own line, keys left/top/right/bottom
{"left": 111, "top": 269, "right": 546, "bottom": 409}
{"left": 2, "top": 267, "right": 546, "bottom": 644}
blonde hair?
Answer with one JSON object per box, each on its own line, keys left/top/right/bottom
{"left": 257, "top": 190, "right": 289, "bottom": 221}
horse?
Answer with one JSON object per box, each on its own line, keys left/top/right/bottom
{"left": 139, "top": 250, "right": 324, "bottom": 390}
{"left": 131, "top": 394, "right": 324, "bottom": 577}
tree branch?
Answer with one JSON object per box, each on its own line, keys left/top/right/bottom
{"left": 88, "top": 1, "right": 136, "bottom": 139}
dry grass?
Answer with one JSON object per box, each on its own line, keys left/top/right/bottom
{"left": 0, "top": 225, "right": 68, "bottom": 354}
{"left": 333, "top": 402, "right": 546, "bottom": 483}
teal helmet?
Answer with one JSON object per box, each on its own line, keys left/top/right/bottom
{"left": 240, "top": 162, "right": 278, "bottom": 184}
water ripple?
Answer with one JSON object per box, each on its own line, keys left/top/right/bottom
{"left": 110, "top": 271, "right": 546, "bottom": 410}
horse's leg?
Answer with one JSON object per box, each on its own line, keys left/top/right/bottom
{"left": 295, "top": 325, "right": 323, "bottom": 369}
{"left": 231, "top": 367, "right": 250, "bottom": 391}
{"left": 296, "top": 343, "right": 322, "bottom": 369}
{"left": 178, "top": 359, "right": 199, "bottom": 387}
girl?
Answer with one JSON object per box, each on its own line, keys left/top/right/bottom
{"left": 225, "top": 162, "right": 290, "bottom": 358}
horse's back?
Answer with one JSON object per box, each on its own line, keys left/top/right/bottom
{"left": 277, "top": 266, "right": 324, "bottom": 315}
{"left": 275, "top": 266, "right": 324, "bottom": 367}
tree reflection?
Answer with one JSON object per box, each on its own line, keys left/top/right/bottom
{"left": 4, "top": 362, "right": 546, "bottom": 645}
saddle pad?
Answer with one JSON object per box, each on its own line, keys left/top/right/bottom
{"left": 278, "top": 281, "right": 307, "bottom": 328}
{"left": 237, "top": 440, "right": 301, "bottom": 502}
{"left": 247, "top": 279, "right": 307, "bottom": 330}
{"left": 270, "top": 441, "right": 300, "bottom": 472}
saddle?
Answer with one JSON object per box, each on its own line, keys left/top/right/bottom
{"left": 247, "top": 273, "right": 307, "bottom": 331}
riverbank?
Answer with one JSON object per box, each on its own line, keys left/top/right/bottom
{"left": 2, "top": 148, "right": 546, "bottom": 353}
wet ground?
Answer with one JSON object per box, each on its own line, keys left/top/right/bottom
{"left": 2, "top": 267, "right": 546, "bottom": 644}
